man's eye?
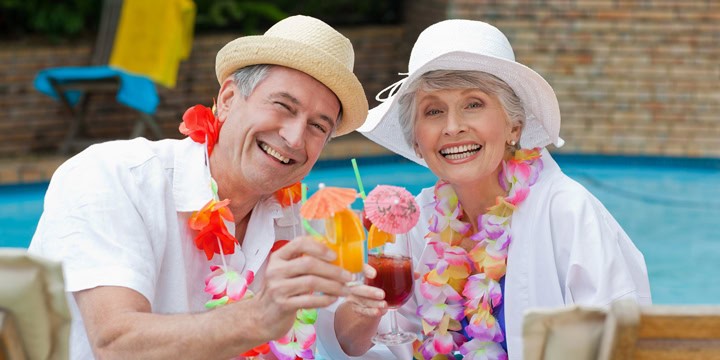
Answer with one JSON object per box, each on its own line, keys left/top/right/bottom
{"left": 311, "top": 123, "right": 327, "bottom": 134}
{"left": 275, "top": 102, "right": 291, "bottom": 111}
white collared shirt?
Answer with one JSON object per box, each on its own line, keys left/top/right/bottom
{"left": 317, "top": 149, "right": 652, "bottom": 360}
{"left": 29, "top": 137, "right": 301, "bottom": 359}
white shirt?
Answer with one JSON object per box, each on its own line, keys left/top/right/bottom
{"left": 318, "top": 149, "right": 652, "bottom": 360}
{"left": 29, "top": 137, "right": 301, "bottom": 359}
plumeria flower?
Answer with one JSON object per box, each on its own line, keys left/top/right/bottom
{"left": 418, "top": 301, "right": 465, "bottom": 327}
{"left": 429, "top": 201, "right": 472, "bottom": 236}
{"left": 420, "top": 280, "right": 462, "bottom": 303}
{"left": 270, "top": 321, "right": 316, "bottom": 360}
{"left": 468, "top": 245, "right": 507, "bottom": 281}
{"left": 418, "top": 330, "right": 466, "bottom": 359}
{"left": 269, "top": 309, "right": 317, "bottom": 360}
{"left": 466, "top": 308, "right": 504, "bottom": 342}
{"left": 463, "top": 273, "right": 502, "bottom": 314}
{"left": 434, "top": 180, "right": 459, "bottom": 210}
{"left": 459, "top": 339, "right": 508, "bottom": 360}
{"left": 204, "top": 265, "right": 254, "bottom": 301}
{"left": 269, "top": 341, "right": 314, "bottom": 360}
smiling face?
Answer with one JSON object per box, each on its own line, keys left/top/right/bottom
{"left": 212, "top": 66, "right": 341, "bottom": 196}
{"left": 413, "top": 87, "right": 519, "bottom": 186}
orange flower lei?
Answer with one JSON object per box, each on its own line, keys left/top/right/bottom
{"left": 180, "top": 103, "right": 313, "bottom": 359}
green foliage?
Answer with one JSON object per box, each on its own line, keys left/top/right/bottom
{"left": 0, "top": 0, "right": 402, "bottom": 40}
{"left": 274, "top": 0, "right": 402, "bottom": 26}
{"left": 0, "top": 0, "right": 101, "bottom": 40}
{"left": 194, "top": 0, "right": 287, "bottom": 34}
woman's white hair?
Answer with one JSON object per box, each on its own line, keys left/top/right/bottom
{"left": 397, "top": 70, "right": 525, "bottom": 149}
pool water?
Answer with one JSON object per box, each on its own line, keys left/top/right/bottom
{"left": 2, "top": 154, "right": 719, "bottom": 304}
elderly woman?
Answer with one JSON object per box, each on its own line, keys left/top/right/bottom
{"left": 317, "top": 19, "right": 651, "bottom": 360}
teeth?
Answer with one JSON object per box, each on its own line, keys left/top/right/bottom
{"left": 440, "top": 144, "right": 481, "bottom": 155}
{"left": 260, "top": 143, "right": 290, "bottom": 164}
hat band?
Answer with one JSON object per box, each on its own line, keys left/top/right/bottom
{"left": 375, "top": 73, "right": 409, "bottom": 102}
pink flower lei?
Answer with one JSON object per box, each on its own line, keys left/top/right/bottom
{"left": 180, "top": 103, "right": 315, "bottom": 359}
{"left": 414, "top": 148, "right": 544, "bottom": 360}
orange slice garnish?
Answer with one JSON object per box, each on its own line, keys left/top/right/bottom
{"left": 368, "top": 223, "right": 395, "bottom": 249}
{"left": 325, "top": 208, "right": 365, "bottom": 245}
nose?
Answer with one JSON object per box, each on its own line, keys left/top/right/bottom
{"left": 279, "top": 117, "right": 306, "bottom": 149}
{"left": 443, "top": 109, "right": 466, "bottom": 136}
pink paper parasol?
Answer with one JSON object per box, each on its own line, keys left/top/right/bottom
{"left": 364, "top": 185, "right": 419, "bottom": 234}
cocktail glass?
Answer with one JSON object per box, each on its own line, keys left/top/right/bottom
{"left": 366, "top": 233, "right": 416, "bottom": 345}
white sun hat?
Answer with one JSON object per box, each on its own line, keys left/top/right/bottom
{"left": 357, "top": 19, "right": 564, "bottom": 166}
{"left": 216, "top": 15, "right": 368, "bottom": 137}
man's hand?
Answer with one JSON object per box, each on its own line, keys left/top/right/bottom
{"left": 251, "top": 236, "right": 352, "bottom": 340}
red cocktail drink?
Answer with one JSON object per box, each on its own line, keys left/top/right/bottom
{"left": 367, "top": 254, "right": 413, "bottom": 308}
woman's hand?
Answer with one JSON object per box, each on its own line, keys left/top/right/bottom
{"left": 335, "top": 264, "right": 388, "bottom": 356}
{"left": 345, "top": 264, "right": 389, "bottom": 317}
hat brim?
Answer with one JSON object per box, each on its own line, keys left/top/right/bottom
{"left": 359, "top": 51, "right": 563, "bottom": 166}
{"left": 216, "top": 35, "right": 368, "bottom": 137}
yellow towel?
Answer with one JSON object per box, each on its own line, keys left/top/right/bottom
{"left": 109, "top": 0, "right": 196, "bottom": 88}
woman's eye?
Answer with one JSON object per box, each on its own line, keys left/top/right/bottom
{"left": 425, "top": 109, "right": 442, "bottom": 116}
{"left": 467, "top": 101, "right": 483, "bottom": 109}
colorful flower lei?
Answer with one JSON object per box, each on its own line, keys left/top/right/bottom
{"left": 180, "top": 103, "right": 316, "bottom": 359}
{"left": 414, "top": 148, "right": 543, "bottom": 360}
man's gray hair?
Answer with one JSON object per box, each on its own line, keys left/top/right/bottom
{"left": 232, "top": 64, "right": 342, "bottom": 139}
{"left": 397, "top": 70, "right": 525, "bottom": 148}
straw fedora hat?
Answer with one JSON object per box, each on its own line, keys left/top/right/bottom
{"left": 215, "top": 15, "right": 368, "bottom": 137}
{"left": 358, "top": 19, "right": 564, "bottom": 166}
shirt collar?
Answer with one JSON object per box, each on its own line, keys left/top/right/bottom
{"left": 171, "top": 137, "right": 289, "bottom": 218}
{"left": 172, "top": 138, "right": 214, "bottom": 212}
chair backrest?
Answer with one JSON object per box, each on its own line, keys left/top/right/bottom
{"left": 523, "top": 305, "right": 608, "bottom": 360}
{"left": 523, "top": 299, "right": 720, "bottom": 360}
{"left": 0, "top": 249, "right": 70, "bottom": 360}
{"left": 91, "top": 0, "right": 123, "bottom": 65}
{"left": 0, "top": 309, "right": 27, "bottom": 360}
{"left": 603, "top": 299, "right": 720, "bottom": 360}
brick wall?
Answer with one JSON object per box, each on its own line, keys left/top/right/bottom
{"left": 0, "top": 26, "right": 406, "bottom": 158}
{"left": 437, "top": 0, "right": 720, "bottom": 157}
{"left": 1, "top": 1, "right": 719, "bottom": 159}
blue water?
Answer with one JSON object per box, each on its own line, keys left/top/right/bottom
{"left": 2, "top": 154, "right": 719, "bottom": 304}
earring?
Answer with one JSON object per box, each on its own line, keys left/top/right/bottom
{"left": 509, "top": 140, "right": 516, "bottom": 146}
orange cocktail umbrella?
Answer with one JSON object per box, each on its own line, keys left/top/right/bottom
{"left": 300, "top": 186, "right": 357, "bottom": 219}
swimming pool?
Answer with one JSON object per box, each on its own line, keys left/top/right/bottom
{"left": 2, "top": 154, "right": 719, "bottom": 304}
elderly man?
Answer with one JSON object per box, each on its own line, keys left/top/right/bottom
{"left": 29, "top": 15, "right": 368, "bottom": 359}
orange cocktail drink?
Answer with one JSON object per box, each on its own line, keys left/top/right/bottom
{"left": 323, "top": 208, "right": 365, "bottom": 274}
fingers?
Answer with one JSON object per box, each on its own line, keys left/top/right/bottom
{"left": 349, "top": 284, "right": 385, "bottom": 302}
{"left": 269, "top": 276, "right": 349, "bottom": 298}
{"left": 363, "top": 263, "right": 377, "bottom": 279}
{"left": 274, "top": 236, "right": 336, "bottom": 262}
{"left": 353, "top": 304, "right": 387, "bottom": 317}
{"left": 273, "top": 254, "right": 352, "bottom": 284}
{"left": 285, "top": 293, "right": 339, "bottom": 310}
{"left": 345, "top": 285, "right": 387, "bottom": 317}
